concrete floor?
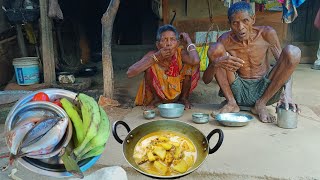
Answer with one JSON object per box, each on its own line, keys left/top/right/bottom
{"left": 0, "top": 65, "right": 320, "bottom": 180}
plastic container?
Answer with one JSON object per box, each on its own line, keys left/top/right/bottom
{"left": 13, "top": 57, "right": 40, "bottom": 85}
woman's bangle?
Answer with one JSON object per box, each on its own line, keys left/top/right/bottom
{"left": 187, "top": 43, "right": 196, "bottom": 52}
{"left": 152, "top": 54, "right": 159, "bottom": 63}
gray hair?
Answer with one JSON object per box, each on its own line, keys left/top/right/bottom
{"left": 156, "top": 24, "right": 179, "bottom": 41}
{"left": 228, "top": 2, "right": 254, "bottom": 22}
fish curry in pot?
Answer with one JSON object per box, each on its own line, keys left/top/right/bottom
{"left": 133, "top": 131, "right": 197, "bottom": 176}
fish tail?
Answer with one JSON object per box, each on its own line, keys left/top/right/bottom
{"left": 10, "top": 152, "right": 27, "bottom": 164}
{"left": 9, "top": 154, "right": 16, "bottom": 165}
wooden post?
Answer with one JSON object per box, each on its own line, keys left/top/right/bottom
{"left": 40, "top": 0, "right": 56, "bottom": 85}
{"left": 162, "top": 0, "right": 169, "bottom": 24}
{"left": 16, "top": 24, "right": 27, "bottom": 57}
{"left": 101, "top": 0, "right": 120, "bottom": 98}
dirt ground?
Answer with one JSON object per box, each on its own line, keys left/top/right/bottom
{"left": 1, "top": 64, "right": 320, "bottom": 180}
{"left": 87, "top": 65, "right": 226, "bottom": 125}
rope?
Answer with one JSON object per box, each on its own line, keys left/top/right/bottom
{"left": 202, "top": 0, "right": 221, "bottom": 47}
{"left": 198, "top": 0, "right": 221, "bottom": 70}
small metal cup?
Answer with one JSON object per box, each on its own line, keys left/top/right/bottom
{"left": 143, "top": 110, "right": 156, "bottom": 119}
{"left": 276, "top": 105, "right": 298, "bottom": 129}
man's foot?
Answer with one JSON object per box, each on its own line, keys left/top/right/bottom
{"left": 211, "top": 102, "right": 240, "bottom": 117}
{"left": 178, "top": 98, "right": 192, "bottom": 109}
{"left": 251, "top": 102, "right": 276, "bottom": 123}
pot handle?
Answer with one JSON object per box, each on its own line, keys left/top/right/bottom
{"left": 112, "top": 121, "right": 131, "bottom": 144}
{"left": 207, "top": 129, "right": 224, "bottom": 154}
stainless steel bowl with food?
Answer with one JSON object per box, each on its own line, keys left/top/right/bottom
{"left": 6, "top": 101, "right": 72, "bottom": 160}
{"left": 215, "top": 113, "right": 254, "bottom": 127}
{"left": 5, "top": 88, "right": 100, "bottom": 177}
{"left": 157, "top": 103, "right": 185, "bottom": 118}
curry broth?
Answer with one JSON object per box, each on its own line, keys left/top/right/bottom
{"left": 133, "top": 131, "right": 197, "bottom": 176}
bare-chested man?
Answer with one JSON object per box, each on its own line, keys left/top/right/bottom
{"left": 127, "top": 25, "right": 200, "bottom": 109}
{"left": 203, "top": 2, "right": 301, "bottom": 123}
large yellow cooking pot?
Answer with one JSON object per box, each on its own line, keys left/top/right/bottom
{"left": 112, "top": 120, "right": 224, "bottom": 179}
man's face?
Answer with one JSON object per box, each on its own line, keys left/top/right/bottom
{"left": 156, "top": 31, "right": 179, "bottom": 50}
{"left": 229, "top": 11, "right": 255, "bottom": 41}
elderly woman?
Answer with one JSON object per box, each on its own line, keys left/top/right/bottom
{"left": 127, "top": 25, "right": 200, "bottom": 109}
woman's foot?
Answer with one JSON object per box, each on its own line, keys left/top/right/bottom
{"left": 143, "top": 99, "right": 161, "bottom": 110}
{"left": 178, "top": 98, "right": 192, "bottom": 109}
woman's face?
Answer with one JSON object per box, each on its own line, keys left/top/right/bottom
{"left": 156, "top": 31, "right": 179, "bottom": 50}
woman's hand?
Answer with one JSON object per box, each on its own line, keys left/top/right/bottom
{"left": 179, "top": 32, "right": 192, "bottom": 47}
{"left": 157, "top": 47, "right": 175, "bottom": 60}
{"left": 154, "top": 47, "right": 174, "bottom": 69}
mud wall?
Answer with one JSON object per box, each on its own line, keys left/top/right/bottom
{"left": 112, "top": 45, "right": 155, "bottom": 70}
{"left": 0, "top": 39, "right": 19, "bottom": 86}
{"left": 0, "top": 0, "right": 9, "bottom": 34}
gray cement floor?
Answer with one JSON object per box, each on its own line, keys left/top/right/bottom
{"left": 1, "top": 65, "right": 320, "bottom": 180}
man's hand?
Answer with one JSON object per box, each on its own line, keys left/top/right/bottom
{"left": 214, "top": 54, "right": 245, "bottom": 72}
{"left": 277, "top": 92, "right": 300, "bottom": 113}
{"left": 276, "top": 78, "right": 300, "bottom": 113}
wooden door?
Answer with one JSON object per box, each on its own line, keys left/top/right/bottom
{"left": 287, "top": 0, "right": 320, "bottom": 43}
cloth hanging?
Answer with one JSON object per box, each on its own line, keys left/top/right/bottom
{"left": 48, "top": 0, "right": 63, "bottom": 20}
{"left": 281, "top": 0, "right": 306, "bottom": 23}
{"left": 224, "top": 0, "right": 243, "bottom": 7}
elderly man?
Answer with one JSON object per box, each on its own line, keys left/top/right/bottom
{"left": 203, "top": 2, "right": 301, "bottom": 122}
{"left": 127, "top": 25, "right": 200, "bottom": 109}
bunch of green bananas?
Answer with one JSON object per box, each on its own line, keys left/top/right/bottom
{"left": 60, "top": 93, "right": 110, "bottom": 162}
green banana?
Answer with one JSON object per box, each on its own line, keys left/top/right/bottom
{"left": 60, "top": 98, "right": 84, "bottom": 144}
{"left": 78, "top": 145, "right": 105, "bottom": 161}
{"left": 78, "top": 94, "right": 92, "bottom": 135}
{"left": 73, "top": 93, "right": 101, "bottom": 157}
{"left": 72, "top": 126, "right": 79, "bottom": 147}
{"left": 73, "top": 104, "right": 82, "bottom": 119}
{"left": 76, "top": 106, "right": 110, "bottom": 160}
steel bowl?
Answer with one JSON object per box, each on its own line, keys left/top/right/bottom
{"left": 6, "top": 101, "right": 72, "bottom": 159}
{"left": 5, "top": 88, "right": 100, "bottom": 177}
{"left": 157, "top": 103, "right": 185, "bottom": 118}
{"left": 192, "top": 113, "right": 210, "bottom": 124}
{"left": 143, "top": 110, "right": 156, "bottom": 119}
{"left": 215, "top": 113, "right": 253, "bottom": 127}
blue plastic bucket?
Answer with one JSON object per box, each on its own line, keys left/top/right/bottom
{"left": 13, "top": 57, "right": 39, "bottom": 85}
